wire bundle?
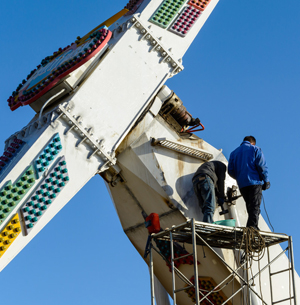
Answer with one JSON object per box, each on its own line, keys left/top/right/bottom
{"left": 239, "top": 227, "right": 266, "bottom": 269}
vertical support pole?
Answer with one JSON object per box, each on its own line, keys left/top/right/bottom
{"left": 170, "top": 231, "right": 176, "bottom": 305}
{"left": 267, "top": 247, "right": 274, "bottom": 305}
{"left": 289, "top": 236, "right": 297, "bottom": 305}
{"left": 150, "top": 239, "right": 155, "bottom": 305}
{"left": 246, "top": 257, "right": 250, "bottom": 305}
{"left": 192, "top": 219, "right": 199, "bottom": 305}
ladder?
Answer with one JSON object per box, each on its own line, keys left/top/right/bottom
{"left": 267, "top": 237, "right": 297, "bottom": 305}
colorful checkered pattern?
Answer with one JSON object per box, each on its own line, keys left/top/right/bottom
{"left": 0, "top": 166, "right": 35, "bottom": 225}
{"left": 0, "top": 138, "right": 25, "bottom": 176}
{"left": 185, "top": 276, "right": 231, "bottom": 305}
{"left": 149, "top": 0, "right": 186, "bottom": 28}
{"left": 188, "top": 0, "right": 211, "bottom": 11}
{"left": 0, "top": 214, "right": 22, "bottom": 258}
{"left": 22, "top": 157, "right": 69, "bottom": 234}
{"left": 34, "top": 133, "right": 62, "bottom": 178}
{"left": 155, "top": 238, "right": 197, "bottom": 271}
{"left": 169, "top": 5, "right": 201, "bottom": 37}
{"left": 125, "top": 0, "right": 144, "bottom": 15}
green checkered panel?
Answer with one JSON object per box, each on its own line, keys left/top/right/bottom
{"left": 149, "top": 0, "right": 186, "bottom": 28}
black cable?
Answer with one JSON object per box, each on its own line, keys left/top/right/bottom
{"left": 262, "top": 194, "right": 274, "bottom": 232}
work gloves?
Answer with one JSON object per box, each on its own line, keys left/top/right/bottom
{"left": 262, "top": 181, "right": 270, "bottom": 191}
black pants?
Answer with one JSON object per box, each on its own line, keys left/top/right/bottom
{"left": 240, "top": 185, "right": 262, "bottom": 229}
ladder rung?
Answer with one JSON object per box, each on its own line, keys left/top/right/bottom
{"left": 174, "top": 285, "right": 194, "bottom": 293}
{"left": 273, "top": 296, "right": 294, "bottom": 305}
{"left": 270, "top": 268, "right": 292, "bottom": 276}
{"left": 173, "top": 252, "right": 193, "bottom": 261}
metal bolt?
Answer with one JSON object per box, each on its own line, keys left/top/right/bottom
{"left": 141, "top": 29, "right": 146, "bottom": 34}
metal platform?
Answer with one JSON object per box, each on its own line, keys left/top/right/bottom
{"left": 152, "top": 220, "right": 289, "bottom": 250}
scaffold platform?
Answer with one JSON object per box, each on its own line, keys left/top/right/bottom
{"left": 152, "top": 221, "right": 289, "bottom": 250}
{"left": 148, "top": 219, "right": 297, "bottom": 305}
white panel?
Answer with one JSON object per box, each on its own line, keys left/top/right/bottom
{"left": 68, "top": 25, "right": 172, "bottom": 154}
{"left": 0, "top": 112, "right": 104, "bottom": 271}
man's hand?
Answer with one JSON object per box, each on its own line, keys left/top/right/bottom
{"left": 262, "top": 181, "right": 270, "bottom": 191}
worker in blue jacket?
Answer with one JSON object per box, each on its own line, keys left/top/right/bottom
{"left": 228, "top": 136, "right": 270, "bottom": 230}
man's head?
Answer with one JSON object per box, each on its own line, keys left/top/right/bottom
{"left": 243, "top": 136, "right": 256, "bottom": 145}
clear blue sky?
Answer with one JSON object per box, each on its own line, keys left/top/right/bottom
{"left": 0, "top": 1, "right": 299, "bottom": 304}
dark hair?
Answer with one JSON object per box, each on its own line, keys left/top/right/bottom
{"left": 243, "top": 136, "right": 256, "bottom": 144}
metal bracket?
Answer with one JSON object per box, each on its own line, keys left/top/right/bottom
{"left": 151, "top": 137, "right": 213, "bottom": 161}
{"left": 56, "top": 106, "right": 117, "bottom": 169}
{"left": 112, "top": 17, "right": 183, "bottom": 75}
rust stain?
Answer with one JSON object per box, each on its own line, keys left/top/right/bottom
{"left": 152, "top": 150, "right": 160, "bottom": 169}
{"left": 152, "top": 151, "right": 168, "bottom": 186}
{"left": 183, "top": 138, "right": 204, "bottom": 149}
{"left": 177, "top": 137, "right": 204, "bottom": 150}
{"left": 161, "top": 195, "right": 175, "bottom": 209}
{"left": 177, "top": 153, "right": 184, "bottom": 177}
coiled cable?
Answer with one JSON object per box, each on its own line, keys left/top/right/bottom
{"left": 238, "top": 227, "right": 266, "bottom": 270}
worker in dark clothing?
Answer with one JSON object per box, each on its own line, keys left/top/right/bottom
{"left": 192, "top": 161, "right": 226, "bottom": 223}
{"left": 228, "top": 136, "right": 270, "bottom": 230}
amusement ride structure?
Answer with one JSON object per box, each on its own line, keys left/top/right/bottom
{"left": 1, "top": 0, "right": 299, "bottom": 304}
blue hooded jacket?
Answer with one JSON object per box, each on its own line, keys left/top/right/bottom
{"left": 228, "top": 141, "right": 269, "bottom": 189}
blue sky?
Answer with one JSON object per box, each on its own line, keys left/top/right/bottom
{"left": 0, "top": 0, "right": 299, "bottom": 304}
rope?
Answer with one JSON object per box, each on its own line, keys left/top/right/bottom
{"left": 262, "top": 194, "right": 275, "bottom": 232}
{"left": 238, "top": 227, "right": 266, "bottom": 305}
{"left": 238, "top": 227, "right": 266, "bottom": 269}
